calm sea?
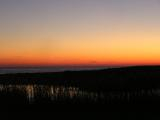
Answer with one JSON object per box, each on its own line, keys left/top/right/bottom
{"left": 0, "top": 66, "right": 111, "bottom": 74}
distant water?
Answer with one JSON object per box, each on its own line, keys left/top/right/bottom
{"left": 0, "top": 66, "right": 111, "bottom": 74}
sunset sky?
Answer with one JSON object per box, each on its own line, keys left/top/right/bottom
{"left": 1, "top": 0, "right": 160, "bottom": 67}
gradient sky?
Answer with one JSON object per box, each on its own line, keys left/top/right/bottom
{"left": 1, "top": 0, "right": 160, "bottom": 67}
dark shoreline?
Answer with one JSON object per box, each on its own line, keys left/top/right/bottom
{"left": 1, "top": 66, "right": 160, "bottom": 89}
{"left": 1, "top": 66, "right": 160, "bottom": 113}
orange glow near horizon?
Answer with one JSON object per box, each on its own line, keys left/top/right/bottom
{"left": 1, "top": 1, "right": 160, "bottom": 67}
{"left": 1, "top": 32, "right": 160, "bottom": 67}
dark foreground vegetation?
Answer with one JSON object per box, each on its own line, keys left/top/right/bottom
{"left": 1, "top": 66, "right": 160, "bottom": 113}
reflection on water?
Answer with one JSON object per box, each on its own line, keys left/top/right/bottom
{"left": 0, "top": 84, "right": 160, "bottom": 103}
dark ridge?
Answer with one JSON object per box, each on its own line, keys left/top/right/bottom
{"left": 0, "top": 66, "right": 160, "bottom": 91}
{"left": 1, "top": 66, "right": 160, "bottom": 113}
